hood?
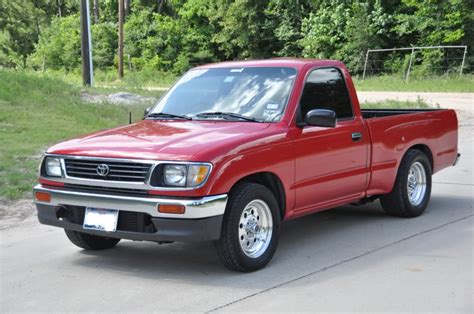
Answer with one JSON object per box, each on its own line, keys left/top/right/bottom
{"left": 47, "top": 120, "right": 272, "bottom": 161}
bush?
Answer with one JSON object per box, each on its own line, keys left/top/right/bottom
{"left": 31, "top": 15, "right": 81, "bottom": 71}
{"left": 30, "top": 15, "right": 117, "bottom": 71}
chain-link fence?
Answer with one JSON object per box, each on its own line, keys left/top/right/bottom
{"left": 362, "top": 46, "right": 468, "bottom": 81}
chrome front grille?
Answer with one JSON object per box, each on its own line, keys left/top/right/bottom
{"left": 64, "top": 159, "right": 152, "bottom": 182}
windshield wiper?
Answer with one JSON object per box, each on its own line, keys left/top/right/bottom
{"left": 194, "top": 112, "right": 262, "bottom": 122}
{"left": 147, "top": 112, "right": 192, "bottom": 120}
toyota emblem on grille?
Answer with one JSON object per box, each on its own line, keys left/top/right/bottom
{"left": 96, "top": 164, "right": 110, "bottom": 177}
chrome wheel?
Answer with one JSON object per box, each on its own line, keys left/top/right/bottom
{"left": 407, "top": 161, "right": 427, "bottom": 206}
{"left": 238, "top": 199, "right": 273, "bottom": 258}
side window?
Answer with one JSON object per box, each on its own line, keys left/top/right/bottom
{"left": 299, "top": 68, "right": 353, "bottom": 121}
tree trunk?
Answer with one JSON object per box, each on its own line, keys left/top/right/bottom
{"left": 124, "top": 0, "right": 130, "bottom": 16}
{"left": 56, "top": 0, "right": 62, "bottom": 17}
{"left": 157, "top": 0, "right": 166, "bottom": 13}
{"left": 93, "top": 0, "right": 99, "bottom": 23}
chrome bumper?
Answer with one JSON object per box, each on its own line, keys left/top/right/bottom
{"left": 33, "top": 185, "right": 227, "bottom": 219}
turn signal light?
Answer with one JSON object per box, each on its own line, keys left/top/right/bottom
{"left": 35, "top": 191, "right": 51, "bottom": 203}
{"left": 157, "top": 204, "right": 185, "bottom": 214}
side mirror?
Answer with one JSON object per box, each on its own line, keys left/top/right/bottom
{"left": 304, "top": 109, "right": 336, "bottom": 127}
{"left": 144, "top": 107, "right": 151, "bottom": 118}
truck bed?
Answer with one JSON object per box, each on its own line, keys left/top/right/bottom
{"left": 362, "top": 108, "right": 458, "bottom": 196}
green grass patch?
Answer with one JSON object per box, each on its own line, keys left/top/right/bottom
{"left": 40, "top": 68, "right": 177, "bottom": 90}
{"left": 0, "top": 69, "right": 155, "bottom": 199}
{"left": 360, "top": 98, "right": 432, "bottom": 109}
{"left": 354, "top": 74, "right": 474, "bottom": 92}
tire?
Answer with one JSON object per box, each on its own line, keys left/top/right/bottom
{"left": 215, "top": 183, "right": 280, "bottom": 272}
{"left": 65, "top": 230, "right": 121, "bottom": 250}
{"left": 380, "top": 149, "right": 432, "bottom": 217}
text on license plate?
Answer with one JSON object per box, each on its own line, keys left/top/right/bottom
{"left": 83, "top": 207, "right": 119, "bottom": 232}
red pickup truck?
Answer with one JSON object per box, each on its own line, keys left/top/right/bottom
{"left": 34, "top": 59, "right": 459, "bottom": 272}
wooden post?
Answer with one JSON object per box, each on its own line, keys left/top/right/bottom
{"left": 118, "top": 0, "right": 124, "bottom": 79}
{"left": 460, "top": 46, "right": 467, "bottom": 76}
{"left": 405, "top": 48, "right": 415, "bottom": 83}
{"left": 362, "top": 50, "right": 369, "bottom": 80}
{"left": 80, "top": 0, "right": 93, "bottom": 86}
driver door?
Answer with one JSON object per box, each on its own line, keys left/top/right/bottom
{"left": 293, "top": 67, "right": 369, "bottom": 212}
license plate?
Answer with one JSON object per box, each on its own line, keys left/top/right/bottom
{"left": 83, "top": 207, "right": 119, "bottom": 232}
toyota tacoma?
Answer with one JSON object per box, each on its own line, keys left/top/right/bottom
{"left": 34, "top": 59, "right": 459, "bottom": 272}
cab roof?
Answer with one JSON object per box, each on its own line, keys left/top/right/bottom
{"left": 196, "top": 58, "right": 345, "bottom": 70}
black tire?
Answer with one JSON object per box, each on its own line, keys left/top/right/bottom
{"left": 65, "top": 230, "right": 121, "bottom": 250}
{"left": 215, "top": 183, "right": 280, "bottom": 272}
{"left": 380, "top": 149, "right": 432, "bottom": 217}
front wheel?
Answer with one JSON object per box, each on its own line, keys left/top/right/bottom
{"left": 215, "top": 183, "right": 280, "bottom": 272}
{"left": 380, "top": 149, "right": 432, "bottom": 217}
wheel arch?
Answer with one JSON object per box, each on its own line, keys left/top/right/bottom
{"left": 230, "top": 172, "right": 286, "bottom": 220}
{"left": 406, "top": 144, "right": 434, "bottom": 172}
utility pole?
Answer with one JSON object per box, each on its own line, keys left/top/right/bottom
{"left": 118, "top": 0, "right": 124, "bottom": 79}
{"left": 80, "top": 0, "right": 93, "bottom": 86}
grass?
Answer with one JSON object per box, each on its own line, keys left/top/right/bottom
{"left": 354, "top": 74, "right": 474, "bottom": 92}
{"left": 360, "top": 98, "right": 432, "bottom": 109}
{"left": 0, "top": 69, "right": 438, "bottom": 200}
{"left": 0, "top": 69, "right": 160, "bottom": 199}
{"left": 40, "top": 68, "right": 177, "bottom": 90}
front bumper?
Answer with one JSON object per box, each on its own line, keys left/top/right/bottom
{"left": 34, "top": 185, "right": 227, "bottom": 242}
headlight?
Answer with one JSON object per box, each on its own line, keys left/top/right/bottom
{"left": 163, "top": 165, "right": 187, "bottom": 186}
{"left": 45, "top": 157, "right": 62, "bottom": 177}
{"left": 162, "top": 164, "right": 211, "bottom": 188}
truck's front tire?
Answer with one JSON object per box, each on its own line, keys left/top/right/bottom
{"left": 215, "top": 183, "right": 280, "bottom": 272}
{"left": 380, "top": 149, "right": 432, "bottom": 217}
{"left": 65, "top": 230, "right": 121, "bottom": 250}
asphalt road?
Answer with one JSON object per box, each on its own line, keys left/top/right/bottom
{"left": 1, "top": 96, "right": 473, "bottom": 313}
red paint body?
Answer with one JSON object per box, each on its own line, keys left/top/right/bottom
{"left": 45, "top": 59, "right": 458, "bottom": 220}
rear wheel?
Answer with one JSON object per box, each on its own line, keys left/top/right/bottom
{"left": 215, "top": 183, "right": 280, "bottom": 272}
{"left": 380, "top": 149, "right": 432, "bottom": 217}
{"left": 65, "top": 230, "right": 120, "bottom": 250}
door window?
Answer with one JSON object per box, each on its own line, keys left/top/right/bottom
{"left": 299, "top": 68, "right": 353, "bottom": 121}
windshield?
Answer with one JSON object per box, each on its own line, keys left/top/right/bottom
{"left": 150, "top": 67, "right": 297, "bottom": 122}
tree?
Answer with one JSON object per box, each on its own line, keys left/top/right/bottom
{"left": 0, "top": 0, "right": 40, "bottom": 66}
{"left": 208, "top": 0, "right": 275, "bottom": 59}
{"left": 265, "top": 0, "right": 313, "bottom": 57}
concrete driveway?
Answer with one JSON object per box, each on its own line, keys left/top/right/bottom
{"left": 1, "top": 93, "right": 472, "bottom": 313}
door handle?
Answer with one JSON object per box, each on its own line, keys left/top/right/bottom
{"left": 352, "top": 132, "right": 363, "bottom": 141}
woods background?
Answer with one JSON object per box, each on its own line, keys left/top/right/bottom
{"left": 0, "top": 0, "right": 472, "bottom": 77}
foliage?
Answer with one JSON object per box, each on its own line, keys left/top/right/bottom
{"left": 300, "top": 1, "right": 394, "bottom": 71}
{"left": 0, "top": 0, "right": 40, "bottom": 67}
{"left": 30, "top": 15, "right": 81, "bottom": 71}
{"left": 0, "top": 0, "right": 472, "bottom": 75}
{"left": 265, "top": 0, "right": 313, "bottom": 57}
